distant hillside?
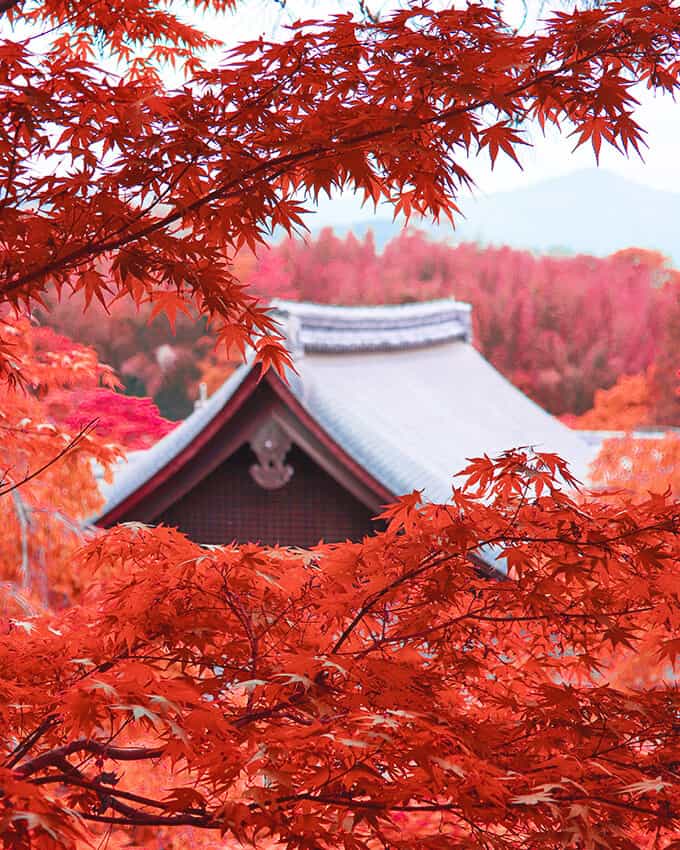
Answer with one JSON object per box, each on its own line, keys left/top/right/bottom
{"left": 322, "top": 169, "right": 680, "bottom": 264}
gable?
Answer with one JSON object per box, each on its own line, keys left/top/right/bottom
{"left": 97, "top": 375, "right": 392, "bottom": 545}
{"left": 154, "top": 442, "right": 378, "bottom": 547}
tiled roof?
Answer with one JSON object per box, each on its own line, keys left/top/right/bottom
{"left": 93, "top": 299, "right": 595, "bottom": 522}
{"left": 286, "top": 339, "right": 594, "bottom": 502}
{"left": 271, "top": 298, "right": 472, "bottom": 353}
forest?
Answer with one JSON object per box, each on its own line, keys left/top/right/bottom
{"left": 2, "top": 0, "right": 680, "bottom": 847}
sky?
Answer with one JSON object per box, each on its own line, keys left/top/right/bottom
{"left": 190, "top": 0, "right": 680, "bottom": 226}
{"left": 6, "top": 0, "right": 679, "bottom": 225}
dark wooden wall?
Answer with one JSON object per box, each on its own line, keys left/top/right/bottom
{"left": 154, "top": 442, "right": 377, "bottom": 548}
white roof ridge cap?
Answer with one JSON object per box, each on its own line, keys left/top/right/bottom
{"left": 270, "top": 299, "right": 472, "bottom": 353}
{"left": 271, "top": 297, "right": 471, "bottom": 315}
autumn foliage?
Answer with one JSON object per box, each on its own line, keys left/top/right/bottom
{"left": 46, "top": 388, "right": 175, "bottom": 451}
{"left": 590, "top": 432, "right": 680, "bottom": 498}
{"left": 37, "top": 294, "right": 216, "bottom": 420}
{"left": 0, "top": 317, "right": 119, "bottom": 610}
{"left": 241, "top": 230, "right": 680, "bottom": 422}
{"left": 0, "top": 316, "right": 174, "bottom": 610}
{"left": 42, "top": 228, "right": 680, "bottom": 427}
{"left": 3, "top": 0, "right": 680, "bottom": 847}
{"left": 563, "top": 372, "right": 653, "bottom": 430}
{"left": 4, "top": 0, "right": 680, "bottom": 373}
{"left": 563, "top": 361, "right": 680, "bottom": 503}
{"left": 4, "top": 451, "right": 680, "bottom": 850}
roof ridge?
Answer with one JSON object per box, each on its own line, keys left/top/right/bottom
{"left": 271, "top": 298, "right": 472, "bottom": 353}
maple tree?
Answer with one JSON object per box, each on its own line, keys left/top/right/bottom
{"left": 584, "top": 368, "right": 680, "bottom": 499}
{"left": 0, "top": 315, "right": 174, "bottom": 612}
{"left": 648, "top": 277, "right": 680, "bottom": 426}
{"left": 3, "top": 0, "right": 680, "bottom": 847}
{"left": 566, "top": 364, "right": 680, "bottom": 506}
{"left": 3, "top": 0, "right": 680, "bottom": 374}
{"left": 3, "top": 449, "right": 680, "bottom": 850}
{"left": 36, "top": 244, "right": 259, "bottom": 416}
{"left": 0, "top": 316, "right": 116, "bottom": 612}
{"left": 37, "top": 294, "right": 214, "bottom": 419}
{"left": 590, "top": 431, "right": 680, "bottom": 499}
{"left": 562, "top": 371, "right": 653, "bottom": 430}
{"left": 45, "top": 387, "right": 175, "bottom": 451}
{"left": 45, "top": 234, "right": 680, "bottom": 424}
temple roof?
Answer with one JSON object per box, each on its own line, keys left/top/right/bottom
{"left": 274, "top": 298, "right": 472, "bottom": 353}
{"left": 94, "top": 298, "right": 595, "bottom": 524}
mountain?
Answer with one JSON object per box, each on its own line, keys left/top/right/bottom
{"left": 320, "top": 169, "right": 680, "bottom": 264}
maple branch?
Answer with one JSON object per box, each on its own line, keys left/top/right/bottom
{"left": 590, "top": 727, "right": 667, "bottom": 761}
{"left": 0, "top": 31, "right": 641, "bottom": 303}
{"left": 462, "top": 605, "right": 655, "bottom": 624}
{"left": 97, "top": 54, "right": 307, "bottom": 248}
{"left": 31, "top": 774, "right": 207, "bottom": 817}
{"left": 73, "top": 809, "right": 214, "bottom": 828}
{"left": 331, "top": 501, "right": 676, "bottom": 655}
{"left": 0, "top": 420, "right": 98, "bottom": 498}
{"left": 286, "top": 792, "right": 668, "bottom": 819}
{"left": 498, "top": 521, "right": 679, "bottom": 547}
{"left": 346, "top": 604, "right": 656, "bottom": 656}
{"left": 4, "top": 714, "right": 59, "bottom": 769}
{"left": 331, "top": 550, "right": 460, "bottom": 653}
{"left": 41, "top": 760, "right": 217, "bottom": 829}
{"left": 574, "top": 795, "right": 668, "bottom": 819}
{"left": 16, "top": 740, "right": 165, "bottom": 778}
{"left": 220, "top": 577, "right": 259, "bottom": 709}
{"left": 101, "top": 794, "right": 209, "bottom": 826}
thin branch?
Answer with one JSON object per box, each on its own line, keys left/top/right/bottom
{"left": 330, "top": 509, "right": 677, "bottom": 654}
{"left": 5, "top": 714, "right": 58, "bottom": 770}
{"left": 31, "top": 775, "right": 201, "bottom": 814}
{"left": 16, "top": 739, "right": 165, "bottom": 778}
{"left": 343, "top": 604, "right": 656, "bottom": 657}
{"left": 76, "top": 810, "right": 214, "bottom": 828}
{"left": 11, "top": 491, "right": 31, "bottom": 588}
{"left": 0, "top": 420, "right": 98, "bottom": 498}
{"left": 332, "top": 550, "right": 459, "bottom": 653}
{"left": 286, "top": 792, "right": 666, "bottom": 818}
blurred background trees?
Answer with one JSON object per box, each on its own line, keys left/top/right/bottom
{"left": 44, "top": 231, "right": 677, "bottom": 427}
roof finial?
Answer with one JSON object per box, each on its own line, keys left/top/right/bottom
{"left": 194, "top": 382, "right": 208, "bottom": 410}
{"left": 283, "top": 312, "right": 304, "bottom": 360}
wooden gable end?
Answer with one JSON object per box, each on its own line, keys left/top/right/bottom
{"left": 99, "top": 372, "right": 392, "bottom": 548}
{"left": 155, "top": 442, "right": 377, "bottom": 547}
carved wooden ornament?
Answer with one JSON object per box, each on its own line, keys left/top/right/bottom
{"left": 249, "top": 419, "right": 294, "bottom": 490}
